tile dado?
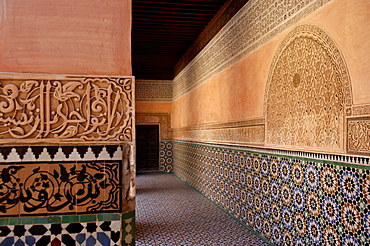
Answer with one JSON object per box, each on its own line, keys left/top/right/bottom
{"left": 173, "top": 141, "right": 370, "bottom": 246}
{"left": 122, "top": 210, "right": 135, "bottom": 246}
{"left": 160, "top": 141, "right": 173, "bottom": 172}
{"left": 0, "top": 213, "right": 123, "bottom": 246}
{"left": 0, "top": 160, "right": 121, "bottom": 216}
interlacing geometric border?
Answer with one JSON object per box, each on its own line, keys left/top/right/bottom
{"left": 173, "top": 0, "right": 334, "bottom": 99}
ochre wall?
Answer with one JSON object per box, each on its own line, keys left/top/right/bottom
{"left": 0, "top": 0, "right": 132, "bottom": 75}
{"left": 136, "top": 101, "right": 172, "bottom": 114}
{"left": 172, "top": 0, "right": 370, "bottom": 129}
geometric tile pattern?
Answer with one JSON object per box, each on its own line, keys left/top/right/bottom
{"left": 173, "top": 141, "right": 370, "bottom": 245}
{"left": 0, "top": 219, "right": 121, "bottom": 246}
{"left": 0, "top": 161, "right": 121, "bottom": 216}
{"left": 136, "top": 173, "right": 269, "bottom": 246}
{"left": 0, "top": 145, "right": 123, "bottom": 163}
{"left": 122, "top": 211, "right": 135, "bottom": 246}
{"left": 159, "top": 141, "right": 173, "bottom": 172}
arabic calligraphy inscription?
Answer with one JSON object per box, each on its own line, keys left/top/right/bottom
{"left": 0, "top": 77, "right": 133, "bottom": 143}
{"left": 0, "top": 161, "right": 121, "bottom": 216}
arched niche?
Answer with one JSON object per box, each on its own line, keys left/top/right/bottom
{"left": 264, "top": 25, "right": 352, "bottom": 153}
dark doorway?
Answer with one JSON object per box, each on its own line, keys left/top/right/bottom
{"left": 136, "top": 125, "right": 160, "bottom": 171}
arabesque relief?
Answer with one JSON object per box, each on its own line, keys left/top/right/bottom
{"left": 0, "top": 161, "right": 121, "bottom": 216}
{"left": 0, "top": 76, "right": 133, "bottom": 143}
{"left": 265, "top": 25, "right": 352, "bottom": 152}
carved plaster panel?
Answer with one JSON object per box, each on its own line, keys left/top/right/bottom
{"left": 135, "top": 80, "right": 172, "bottom": 101}
{"left": 0, "top": 161, "right": 121, "bottom": 216}
{"left": 348, "top": 118, "right": 370, "bottom": 155}
{"left": 136, "top": 113, "right": 172, "bottom": 140}
{"left": 265, "top": 25, "right": 352, "bottom": 153}
{"left": 173, "top": 119, "right": 265, "bottom": 146}
{"left": 173, "top": 0, "right": 334, "bottom": 99}
{"left": 0, "top": 74, "right": 134, "bottom": 144}
{"left": 350, "top": 105, "right": 370, "bottom": 116}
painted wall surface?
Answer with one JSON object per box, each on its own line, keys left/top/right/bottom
{"left": 0, "top": 0, "right": 132, "bottom": 75}
{"left": 172, "top": 0, "right": 370, "bottom": 129}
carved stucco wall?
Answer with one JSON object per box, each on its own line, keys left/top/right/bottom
{"left": 170, "top": 0, "right": 370, "bottom": 157}
{"left": 265, "top": 24, "right": 370, "bottom": 156}
{"left": 0, "top": 73, "right": 136, "bottom": 218}
{"left": 135, "top": 80, "right": 172, "bottom": 102}
{"left": 265, "top": 25, "right": 351, "bottom": 153}
{"left": 173, "top": 0, "right": 335, "bottom": 99}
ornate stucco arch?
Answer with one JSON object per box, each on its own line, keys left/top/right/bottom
{"left": 264, "top": 24, "right": 352, "bottom": 153}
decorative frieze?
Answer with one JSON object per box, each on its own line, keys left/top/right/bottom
{"left": 173, "top": 0, "right": 334, "bottom": 99}
{"left": 350, "top": 105, "right": 370, "bottom": 116}
{"left": 173, "top": 119, "right": 265, "bottom": 146}
{"left": 135, "top": 80, "right": 172, "bottom": 101}
{"left": 0, "top": 74, "right": 134, "bottom": 144}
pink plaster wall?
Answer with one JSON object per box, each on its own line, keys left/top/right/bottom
{"left": 136, "top": 101, "right": 172, "bottom": 113}
{"left": 0, "top": 0, "right": 131, "bottom": 75}
{"left": 172, "top": 0, "right": 370, "bottom": 129}
{"left": 172, "top": 42, "right": 277, "bottom": 128}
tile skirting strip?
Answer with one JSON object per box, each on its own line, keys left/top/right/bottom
{"left": 0, "top": 211, "right": 135, "bottom": 246}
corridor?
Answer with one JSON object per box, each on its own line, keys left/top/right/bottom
{"left": 136, "top": 173, "right": 270, "bottom": 246}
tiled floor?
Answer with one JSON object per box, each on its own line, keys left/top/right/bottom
{"left": 136, "top": 173, "right": 270, "bottom": 246}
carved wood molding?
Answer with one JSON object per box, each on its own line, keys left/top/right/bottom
{"left": 0, "top": 73, "right": 134, "bottom": 145}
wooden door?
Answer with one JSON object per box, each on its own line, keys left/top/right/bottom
{"left": 136, "top": 125, "right": 160, "bottom": 171}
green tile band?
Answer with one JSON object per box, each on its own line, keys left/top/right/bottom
{"left": 97, "top": 213, "right": 121, "bottom": 221}
{"left": 0, "top": 213, "right": 123, "bottom": 226}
